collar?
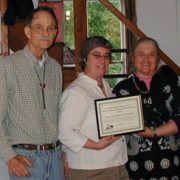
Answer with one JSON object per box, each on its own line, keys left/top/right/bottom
{"left": 38, "top": 56, "right": 45, "bottom": 67}
{"left": 23, "top": 45, "right": 49, "bottom": 67}
{"left": 78, "top": 72, "right": 105, "bottom": 87}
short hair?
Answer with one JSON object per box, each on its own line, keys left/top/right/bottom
{"left": 133, "top": 37, "right": 160, "bottom": 56}
{"left": 25, "top": 6, "right": 58, "bottom": 28}
{"left": 80, "top": 36, "right": 112, "bottom": 70}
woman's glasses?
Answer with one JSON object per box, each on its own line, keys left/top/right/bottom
{"left": 89, "top": 53, "right": 111, "bottom": 61}
{"left": 134, "top": 52, "right": 158, "bottom": 59}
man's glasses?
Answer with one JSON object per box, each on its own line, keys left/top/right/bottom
{"left": 89, "top": 53, "right": 111, "bottom": 61}
{"left": 30, "top": 25, "right": 57, "bottom": 35}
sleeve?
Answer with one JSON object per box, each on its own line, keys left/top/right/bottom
{"left": 58, "top": 62, "right": 63, "bottom": 96}
{"left": 57, "top": 62, "right": 63, "bottom": 107}
{"left": 171, "top": 75, "right": 180, "bottom": 131}
{"left": 112, "top": 82, "right": 121, "bottom": 96}
{"left": 0, "top": 59, "right": 16, "bottom": 161}
{"left": 113, "top": 80, "right": 133, "bottom": 97}
{"left": 58, "top": 87, "right": 88, "bottom": 153}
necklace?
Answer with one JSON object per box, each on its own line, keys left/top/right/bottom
{"left": 132, "top": 74, "right": 149, "bottom": 94}
{"left": 98, "top": 84, "right": 104, "bottom": 89}
{"left": 34, "top": 63, "right": 46, "bottom": 109}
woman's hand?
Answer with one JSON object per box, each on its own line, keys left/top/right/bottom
{"left": 84, "top": 136, "right": 120, "bottom": 150}
{"left": 96, "top": 136, "right": 120, "bottom": 150}
{"left": 62, "top": 151, "right": 68, "bottom": 180}
{"left": 137, "top": 121, "right": 178, "bottom": 138}
{"left": 136, "top": 127, "right": 153, "bottom": 138}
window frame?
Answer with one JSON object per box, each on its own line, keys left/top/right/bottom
{"left": 64, "top": 0, "right": 136, "bottom": 86}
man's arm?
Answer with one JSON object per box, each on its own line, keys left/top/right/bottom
{"left": 0, "top": 58, "right": 16, "bottom": 161}
{"left": 0, "top": 58, "right": 32, "bottom": 177}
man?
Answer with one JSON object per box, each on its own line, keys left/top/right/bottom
{"left": 0, "top": 6, "right": 64, "bottom": 179}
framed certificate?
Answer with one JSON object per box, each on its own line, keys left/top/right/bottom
{"left": 95, "top": 95, "right": 144, "bottom": 138}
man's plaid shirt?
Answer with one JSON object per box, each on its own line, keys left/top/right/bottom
{"left": 0, "top": 46, "right": 62, "bottom": 161}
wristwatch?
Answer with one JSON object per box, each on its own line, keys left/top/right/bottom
{"left": 152, "top": 128, "right": 158, "bottom": 138}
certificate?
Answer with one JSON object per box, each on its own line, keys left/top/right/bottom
{"left": 95, "top": 95, "right": 144, "bottom": 138}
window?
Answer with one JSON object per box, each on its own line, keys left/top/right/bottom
{"left": 64, "top": 0, "right": 134, "bottom": 88}
{"left": 64, "top": 0, "right": 74, "bottom": 49}
{"left": 87, "top": 0, "right": 127, "bottom": 88}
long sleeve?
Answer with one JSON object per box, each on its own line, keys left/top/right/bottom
{"left": 58, "top": 88, "right": 88, "bottom": 153}
{"left": 0, "top": 59, "right": 16, "bottom": 161}
{"left": 170, "top": 75, "right": 180, "bottom": 131}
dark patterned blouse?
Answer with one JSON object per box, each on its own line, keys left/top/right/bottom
{"left": 113, "top": 65, "right": 180, "bottom": 180}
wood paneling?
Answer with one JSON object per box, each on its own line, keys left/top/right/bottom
{"left": 63, "top": 67, "right": 76, "bottom": 89}
{"left": 73, "top": 0, "right": 87, "bottom": 75}
{"left": 0, "top": 0, "right": 8, "bottom": 56}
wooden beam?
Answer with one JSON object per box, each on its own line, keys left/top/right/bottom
{"left": 99, "top": 0, "right": 145, "bottom": 37}
{"left": 73, "top": 0, "right": 87, "bottom": 76}
{"left": 0, "top": 0, "right": 8, "bottom": 56}
{"left": 99, "top": 0, "right": 180, "bottom": 74}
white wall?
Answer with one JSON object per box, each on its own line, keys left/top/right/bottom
{"left": 136, "top": 0, "right": 180, "bottom": 67}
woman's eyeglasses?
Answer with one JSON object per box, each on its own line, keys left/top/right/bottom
{"left": 89, "top": 53, "right": 111, "bottom": 61}
{"left": 134, "top": 52, "right": 158, "bottom": 59}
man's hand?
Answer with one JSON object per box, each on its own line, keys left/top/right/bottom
{"left": 7, "top": 155, "right": 32, "bottom": 177}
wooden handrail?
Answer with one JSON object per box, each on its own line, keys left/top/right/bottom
{"left": 99, "top": 0, "right": 180, "bottom": 74}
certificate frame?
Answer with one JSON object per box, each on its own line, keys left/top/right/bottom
{"left": 95, "top": 95, "right": 144, "bottom": 138}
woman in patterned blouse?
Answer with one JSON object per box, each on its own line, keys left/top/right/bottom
{"left": 113, "top": 37, "right": 180, "bottom": 180}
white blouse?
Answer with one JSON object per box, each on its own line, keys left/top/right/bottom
{"left": 58, "top": 73, "right": 128, "bottom": 169}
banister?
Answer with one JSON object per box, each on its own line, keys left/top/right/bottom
{"left": 99, "top": 0, "right": 180, "bottom": 75}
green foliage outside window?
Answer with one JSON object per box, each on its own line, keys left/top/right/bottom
{"left": 64, "top": 0, "right": 125, "bottom": 88}
{"left": 64, "top": 1, "right": 74, "bottom": 49}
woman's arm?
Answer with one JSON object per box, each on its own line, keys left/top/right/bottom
{"left": 137, "top": 120, "right": 178, "bottom": 138}
{"left": 84, "top": 136, "right": 120, "bottom": 150}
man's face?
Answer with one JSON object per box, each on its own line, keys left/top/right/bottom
{"left": 25, "top": 10, "right": 57, "bottom": 51}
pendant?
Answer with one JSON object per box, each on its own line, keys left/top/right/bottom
{"left": 40, "top": 83, "right": 46, "bottom": 89}
{"left": 40, "top": 83, "right": 46, "bottom": 109}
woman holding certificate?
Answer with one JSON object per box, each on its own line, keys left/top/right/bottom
{"left": 113, "top": 37, "right": 180, "bottom": 179}
{"left": 58, "top": 36, "right": 129, "bottom": 180}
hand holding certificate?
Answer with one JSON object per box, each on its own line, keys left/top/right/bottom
{"left": 95, "top": 95, "right": 144, "bottom": 138}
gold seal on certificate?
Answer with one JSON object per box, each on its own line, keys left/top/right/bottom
{"left": 95, "top": 95, "right": 144, "bottom": 138}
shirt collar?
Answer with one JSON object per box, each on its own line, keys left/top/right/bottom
{"left": 78, "top": 72, "right": 105, "bottom": 87}
{"left": 23, "top": 45, "right": 49, "bottom": 67}
{"left": 38, "top": 56, "right": 45, "bottom": 67}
